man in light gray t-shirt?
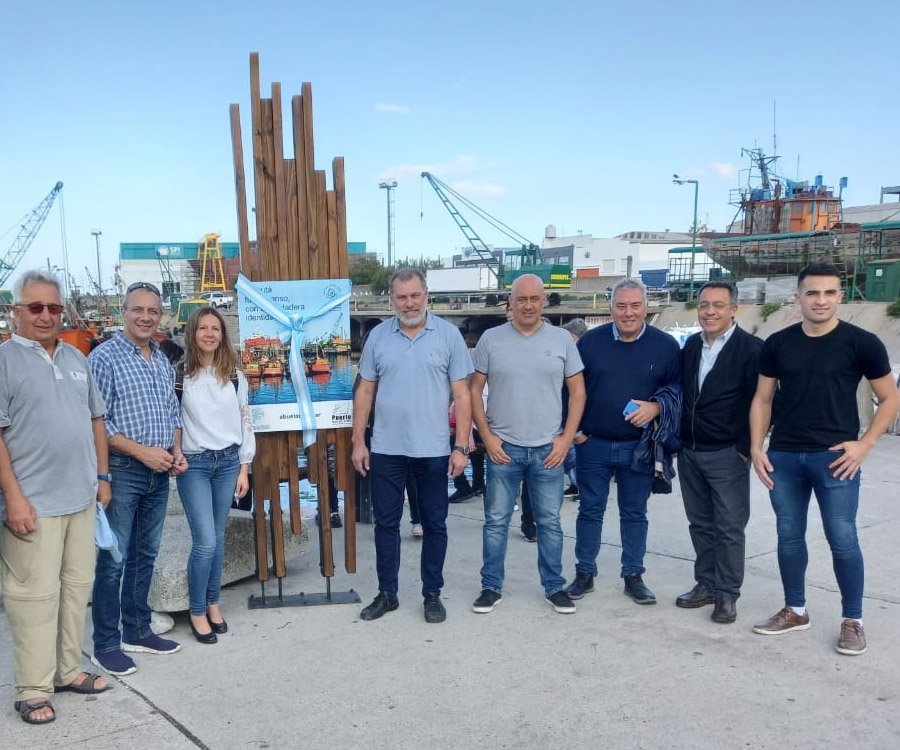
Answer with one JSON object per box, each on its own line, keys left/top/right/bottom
{"left": 469, "top": 274, "right": 586, "bottom": 615}
{"left": 352, "top": 268, "right": 473, "bottom": 625}
{"left": 0, "top": 270, "right": 110, "bottom": 722}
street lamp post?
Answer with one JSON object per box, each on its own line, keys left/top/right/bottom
{"left": 379, "top": 178, "right": 397, "bottom": 267}
{"left": 673, "top": 175, "right": 699, "bottom": 301}
{"left": 91, "top": 229, "right": 102, "bottom": 294}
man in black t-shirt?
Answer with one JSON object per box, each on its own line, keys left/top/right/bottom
{"left": 749, "top": 264, "right": 899, "bottom": 656}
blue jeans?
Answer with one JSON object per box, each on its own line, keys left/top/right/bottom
{"left": 92, "top": 453, "right": 170, "bottom": 653}
{"left": 768, "top": 450, "right": 864, "bottom": 619}
{"left": 370, "top": 453, "right": 449, "bottom": 597}
{"left": 482, "top": 442, "right": 565, "bottom": 596}
{"left": 574, "top": 437, "right": 654, "bottom": 578}
{"left": 176, "top": 447, "right": 241, "bottom": 616}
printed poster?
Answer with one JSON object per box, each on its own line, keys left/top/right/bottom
{"left": 237, "top": 278, "right": 353, "bottom": 433}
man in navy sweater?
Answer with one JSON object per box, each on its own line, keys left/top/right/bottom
{"left": 677, "top": 281, "right": 762, "bottom": 624}
{"left": 565, "top": 278, "right": 681, "bottom": 604}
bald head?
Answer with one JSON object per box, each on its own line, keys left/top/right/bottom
{"left": 509, "top": 274, "right": 547, "bottom": 334}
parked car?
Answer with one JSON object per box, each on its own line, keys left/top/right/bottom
{"left": 199, "top": 291, "right": 234, "bottom": 309}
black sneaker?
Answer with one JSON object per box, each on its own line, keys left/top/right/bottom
{"left": 472, "top": 589, "right": 502, "bottom": 613}
{"left": 423, "top": 592, "right": 446, "bottom": 623}
{"left": 546, "top": 590, "right": 576, "bottom": 614}
{"left": 564, "top": 572, "right": 595, "bottom": 600}
{"left": 563, "top": 484, "right": 579, "bottom": 499}
{"left": 360, "top": 592, "right": 399, "bottom": 621}
{"left": 521, "top": 521, "right": 537, "bottom": 543}
{"left": 330, "top": 512, "right": 342, "bottom": 529}
{"left": 623, "top": 574, "right": 656, "bottom": 605}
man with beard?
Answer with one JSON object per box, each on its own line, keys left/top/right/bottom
{"left": 352, "top": 268, "right": 473, "bottom": 623}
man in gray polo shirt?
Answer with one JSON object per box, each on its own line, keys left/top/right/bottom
{"left": 352, "top": 268, "right": 473, "bottom": 623}
{"left": 0, "top": 270, "right": 111, "bottom": 725}
{"left": 470, "top": 274, "right": 586, "bottom": 614}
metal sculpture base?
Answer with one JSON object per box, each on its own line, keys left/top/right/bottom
{"left": 248, "top": 576, "right": 361, "bottom": 609}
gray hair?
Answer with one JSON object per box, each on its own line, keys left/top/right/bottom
{"left": 562, "top": 318, "right": 588, "bottom": 339}
{"left": 611, "top": 277, "right": 647, "bottom": 304}
{"left": 391, "top": 267, "right": 427, "bottom": 293}
{"left": 13, "top": 269, "right": 62, "bottom": 303}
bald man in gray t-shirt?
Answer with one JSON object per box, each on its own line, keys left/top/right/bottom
{"left": 469, "top": 274, "right": 585, "bottom": 615}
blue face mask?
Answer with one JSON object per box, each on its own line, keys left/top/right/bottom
{"left": 95, "top": 503, "right": 122, "bottom": 563}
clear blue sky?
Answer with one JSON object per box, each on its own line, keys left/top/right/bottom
{"left": 2, "top": 0, "right": 898, "bottom": 291}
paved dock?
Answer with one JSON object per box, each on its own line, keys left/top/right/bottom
{"left": 2, "top": 438, "right": 899, "bottom": 749}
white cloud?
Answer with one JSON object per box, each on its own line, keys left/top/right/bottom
{"left": 710, "top": 162, "right": 738, "bottom": 179}
{"left": 448, "top": 180, "right": 505, "bottom": 198}
{"left": 378, "top": 155, "right": 482, "bottom": 184}
{"left": 375, "top": 103, "right": 410, "bottom": 114}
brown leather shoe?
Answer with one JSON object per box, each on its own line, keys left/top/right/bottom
{"left": 752, "top": 606, "right": 810, "bottom": 635}
{"left": 836, "top": 619, "right": 866, "bottom": 655}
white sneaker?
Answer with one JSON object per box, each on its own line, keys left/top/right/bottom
{"left": 411, "top": 523, "right": 423, "bottom": 537}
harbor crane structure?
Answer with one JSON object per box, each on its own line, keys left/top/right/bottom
{"left": 420, "top": 172, "right": 571, "bottom": 292}
{"left": 0, "top": 181, "right": 64, "bottom": 288}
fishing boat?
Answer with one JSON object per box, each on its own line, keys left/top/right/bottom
{"left": 703, "top": 147, "right": 900, "bottom": 289}
{"left": 305, "top": 343, "right": 331, "bottom": 376}
{"left": 243, "top": 360, "right": 262, "bottom": 379}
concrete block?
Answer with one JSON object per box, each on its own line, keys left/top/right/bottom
{"left": 148, "top": 506, "right": 308, "bottom": 612}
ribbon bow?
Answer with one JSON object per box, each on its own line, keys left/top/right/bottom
{"left": 235, "top": 273, "right": 350, "bottom": 448}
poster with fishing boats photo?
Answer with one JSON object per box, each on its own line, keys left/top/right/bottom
{"left": 236, "top": 277, "right": 353, "bottom": 433}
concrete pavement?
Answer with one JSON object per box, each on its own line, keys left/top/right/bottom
{"left": 2, "top": 438, "right": 899, "bottom": 749}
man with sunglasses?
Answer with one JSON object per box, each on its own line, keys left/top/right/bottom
{"left": 88, "top": 281, "right": 188, "bottom": 676}
{"left": 0, "top": 270, "right": 111, "bottom": 725}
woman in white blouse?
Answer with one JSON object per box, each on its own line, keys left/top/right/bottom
{"left": 176, "top": 306, "right": 255, "bottom": 644}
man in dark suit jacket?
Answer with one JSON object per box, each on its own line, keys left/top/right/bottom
{"left": 676, "top": 281, "right": 762, "bottom": 624}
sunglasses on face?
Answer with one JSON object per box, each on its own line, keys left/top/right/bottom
{"left": 126, "top": 281, "right": 161, "bottom": 296}
{"left": 17, "top": 302, "right": 64, "bottom": 315}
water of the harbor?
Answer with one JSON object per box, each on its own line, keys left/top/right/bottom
{"left": 248, "top": 353, "right": 355, "bottom": 406}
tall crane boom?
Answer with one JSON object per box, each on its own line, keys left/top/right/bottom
{"left": 421, "top": 172, "right": 504, "bottom": 287}
{"left": 0, "top": 182, "right": 64, "bottom": 288}
{"left": 420, "top": 172, "right": 571, "bottom": 293}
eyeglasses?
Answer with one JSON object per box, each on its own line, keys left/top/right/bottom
{"left": 126, "top": 282, "right": 161, "bottom": 296}
{"left": 16, "top": 302, "right": 65, "bottom": 315}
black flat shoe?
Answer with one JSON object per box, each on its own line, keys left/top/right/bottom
{"left": 207, "top": 616, "right": 228, "bottom": 634}
{"left": 190, "top": 619, "right": 218, "bottom": 644}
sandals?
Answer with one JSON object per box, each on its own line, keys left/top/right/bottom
{"left": 14, "top": 699, "right": 56, "bottom": 725}
{"left": 55, "top": 672, "right": 111, "bottom": 695}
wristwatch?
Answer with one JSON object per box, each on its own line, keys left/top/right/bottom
{"left": 97, "top": 474, "right": 112, "bottom": 482}
{"left": 453, "top": 445, "right": 470, "bottom": 456}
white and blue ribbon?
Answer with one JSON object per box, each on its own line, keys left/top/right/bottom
{"left": 235, "top": 273, "right": 350, "bottom": 449}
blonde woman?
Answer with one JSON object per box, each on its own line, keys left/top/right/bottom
{"left": 176, "top": 306, "right": 255, "bottom": 643}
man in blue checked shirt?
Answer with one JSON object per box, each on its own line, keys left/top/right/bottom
{"left": 88, "top": 282, "right": 188, "bottom": 677}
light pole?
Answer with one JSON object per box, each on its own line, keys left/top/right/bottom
{"left": 673, "top": 175, "right": 699, "bottom": 301}
{"left": 91, "top": 229, "right": 102, "bottom": 294}
{"left": 379, "top": 178, "right": 397, "bottom": 266}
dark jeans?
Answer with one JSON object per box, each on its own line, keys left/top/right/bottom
{"left": 92, "top": 453, "right": 170, "bottom": 653}
{"left": 768, "top": 450, "right": 864, "bottom": 619}
{"left": 678, "top": 446, "right": 751, "bottom": 597}
{"left": 406, "top": 472, "right": 420, "bottom": 525}
{"left": 370, "top": 453, "right": 449, "bottom": 597}
{"left": 574, "top": 437, "right": 654, "bottom": 577}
